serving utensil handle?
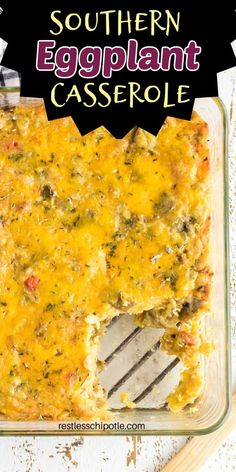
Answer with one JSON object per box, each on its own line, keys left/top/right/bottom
{"left": 161, "top": 391, "right": 236, "bottom": 472}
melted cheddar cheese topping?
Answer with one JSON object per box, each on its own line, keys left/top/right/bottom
{"left": 0, "top": 102, "right": 211, "bottom": 420}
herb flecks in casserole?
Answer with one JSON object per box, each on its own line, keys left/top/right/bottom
{"left": 0, "top": 103, "right": 211, "bottom": 419}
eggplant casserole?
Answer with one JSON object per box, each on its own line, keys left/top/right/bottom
{"left": 0, "top": 101, "right": 211, "bottom": 420}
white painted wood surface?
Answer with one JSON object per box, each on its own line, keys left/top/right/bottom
{"left": 0, "top": 69, "right": 235, "bottom": 472}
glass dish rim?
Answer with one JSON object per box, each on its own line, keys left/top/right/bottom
{"left": 0, "top": 90, "right": 231, "bottom": 436}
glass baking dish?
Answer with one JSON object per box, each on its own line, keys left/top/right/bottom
{"left": 0, "top": 88, "right": 231, "bottom": 435}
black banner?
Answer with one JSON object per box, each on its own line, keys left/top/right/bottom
{"left": 0, "top": 1, "right": 235, "bottom": 137}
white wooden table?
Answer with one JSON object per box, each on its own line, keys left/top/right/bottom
{"left": 0, "top": 68, "right": 236, "bottom": 472}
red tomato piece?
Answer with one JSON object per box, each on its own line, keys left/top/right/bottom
{"left": 24, "top": 275, "right": 40, "bottom": 291}
{"left": 181, "top": 331, "right": 196, "bottom": 345}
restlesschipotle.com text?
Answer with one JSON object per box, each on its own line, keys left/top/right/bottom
{"left": 58, "top": 421, "right": 146, "bottom": 431}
